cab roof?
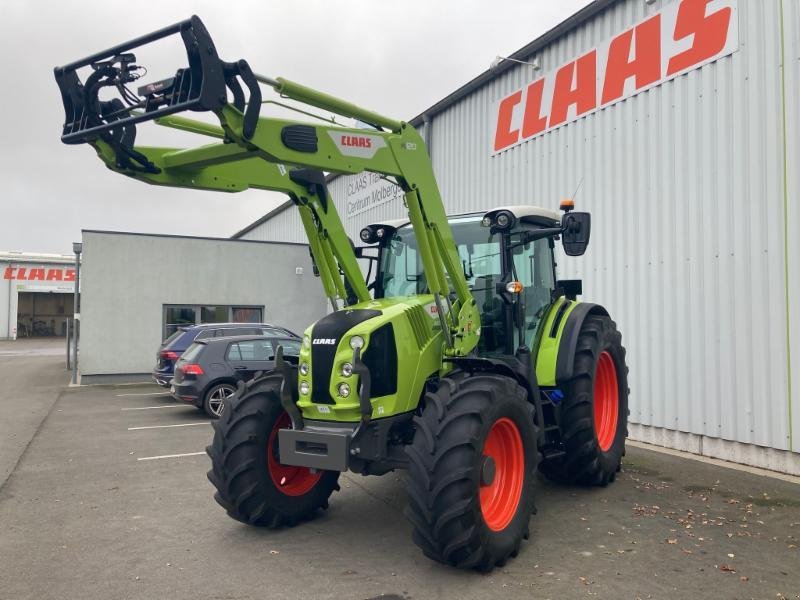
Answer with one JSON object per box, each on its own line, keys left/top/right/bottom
{"left": 368, "top": 205, "right": 561, "bottom": 231}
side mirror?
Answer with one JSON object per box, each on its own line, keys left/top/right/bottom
{"left": 561, "top": 212, "right": 591, "bottom": 256}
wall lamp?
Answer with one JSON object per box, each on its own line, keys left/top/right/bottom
{"left": 489, "top": 55, "right": 541, "bottom": 71}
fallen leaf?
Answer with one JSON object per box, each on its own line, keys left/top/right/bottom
{"left": 719, "top": 564, "right": 736, "bottom": 573}
{"left": 667, "top": 539, "right": 678, "bottom": 545}
{"left": 269, "top": 550, "right": 280, "bottom": 555}
{"left": 739, "top": 576, "right": 749, "bottom": 582}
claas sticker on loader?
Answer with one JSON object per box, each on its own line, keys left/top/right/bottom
{"left": 328, "top": 131, "right": 386, "bottom": 159}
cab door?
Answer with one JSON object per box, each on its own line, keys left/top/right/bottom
{"left": 510, "top": 235, "right": 556, "bottom": 350}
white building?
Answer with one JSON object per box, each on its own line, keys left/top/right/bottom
{"left": 77, "top": 231, "right": 326, "bottom": 382}
{"left": 1, "top": 251, "right": 76, "bottom": 339}
{"left": 233, "top": 0, "right": 800, "bottom": 474}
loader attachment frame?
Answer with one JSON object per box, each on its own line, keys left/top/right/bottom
{"left": 54, "top": 15, "right": 481, "bottom": 358}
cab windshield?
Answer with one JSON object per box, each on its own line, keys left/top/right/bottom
{"left": 378, "top": 217, "right": 500, "bottom": 298}
{"left": 377, "top": 216, "right": 556, "bottom": 355}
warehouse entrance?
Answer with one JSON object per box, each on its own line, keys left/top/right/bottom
{"left": 16, "top": 291, "right": 70, "bottom": 338}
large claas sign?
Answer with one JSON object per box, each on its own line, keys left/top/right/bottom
{"left": 4, "top": 267, "right": 76, "bottom": 282}
{"left": 491, "top": 0, "right": 739, "bottom": 155}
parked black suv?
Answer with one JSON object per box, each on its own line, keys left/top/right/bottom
{"left": 153, "top": 323, "right": 297, "bottom": 387}
{"left": 171, "top": 335, "right": 301, "bottom": 418}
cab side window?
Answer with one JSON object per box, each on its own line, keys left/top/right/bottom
{"left": 511, "top": 236, "right": 555, "bottom": 348}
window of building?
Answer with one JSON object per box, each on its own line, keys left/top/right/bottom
{"left": 162, "top": 305, "right": 264, "bottom": 339}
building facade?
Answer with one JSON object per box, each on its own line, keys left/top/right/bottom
{"left": 1, "top": 251, "right": 76, "bottom": 340}
{"left": 233, "top": 0, "right": 800, "bottom": 474}
{"left": 78, "top": 231, "right": 326, "bottom": 381}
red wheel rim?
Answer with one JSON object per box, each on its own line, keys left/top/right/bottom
{"left": 267, "top": 412, "right": 323, "bottom": 496}
{"left": 479, "top": 417, "right": 525, "bottom": 532}
{"left": 593, "top": 351, "right": 619, "bottom": 452}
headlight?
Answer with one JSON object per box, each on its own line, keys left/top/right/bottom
{"left": 302, "top": 335, "right": 311, "bottom": 349}
{"left": 299, "top": 381, "right": 310, "bottom": 395}
{"left": 341, "top": 362, "right": 353, "bottom": 377}
{"left": 337, "top": 383, "right": 350, "bottom": 397}
{"left": 299, "top": 362, "right": 309, "bottom": 375}
{"left": 349, "top": 335, "right": 365, "bottom": 350}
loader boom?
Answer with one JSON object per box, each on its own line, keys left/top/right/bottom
{"left": 55, "top": 15, "right": 479, "bottom": 356}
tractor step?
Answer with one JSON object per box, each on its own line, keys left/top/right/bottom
{"left": 541, "top": 448, "right": 566, "bottom": 461}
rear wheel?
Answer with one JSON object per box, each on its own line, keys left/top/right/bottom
{"left": 206, "top": 377, "right": 339, "bottom": 527}
{"left": 203, "top": 382, "right": 236, "bottom": 419}
{"left": 539, "top": 314, "right": 628, "bottom": 486}
{"left": 405, "top": 372, "right": 538, "bottom": 571}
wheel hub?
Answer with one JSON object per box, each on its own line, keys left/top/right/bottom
{"left": 593, "top": 351, "right": 619, "bottom": 452}
{"left": 479, "top": 455, "right": 496, "bottom": 486}
{"left": 479, "top": 417, "right": 525, "bottom": 532}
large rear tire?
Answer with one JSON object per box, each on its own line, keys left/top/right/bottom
{"left": 405, "top": 372, "right": 538, "bottom": 571}
{"left": 206, "top": 377, "right": 339, "bottom": 527}
{"left": 540, "top": 314, "right": 628, "bottom": 486}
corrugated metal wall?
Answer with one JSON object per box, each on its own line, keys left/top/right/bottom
{"left": 240, "top": 0, "right": 798, "bottom": 462}
{"left": 240, "top": 204, "right": 307, "bottom": 244}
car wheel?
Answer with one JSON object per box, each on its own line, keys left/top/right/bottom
{"left": 203, "top": 383, "right": 237, "bottom": 419}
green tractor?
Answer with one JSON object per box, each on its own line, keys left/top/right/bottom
{"left": 55, "top": 16, "right": 628, "bottom": 571}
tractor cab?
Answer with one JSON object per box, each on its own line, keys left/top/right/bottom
{"left": 367, "top": 205, "right": 588, "bottom": 358}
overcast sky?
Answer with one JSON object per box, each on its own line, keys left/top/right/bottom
{"left": 1, "top": 0, "right": 590, "bottom": 254}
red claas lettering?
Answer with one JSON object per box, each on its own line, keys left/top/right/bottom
{"left": 521, "top": 79, "right": 548, "bottom": 138}
{"left": 491, "top": 0, "right": 735, "bottom": 154}
{"left": 549, "top": 50, "right": 597, "bottom": 128}
{"left": 668, "top": 0, "right": 732, "bottom": 76}
{"left": 493, "top": 90, "right": 523, "bottom": 152}
{"left": 2, "top": 267, "right": 74, "bottom": 281}
{"left": 602, "top": 15, "right": 661, "bottom": 105}
{"left": 341, "top": 135, "right": 372, "bottom": 148}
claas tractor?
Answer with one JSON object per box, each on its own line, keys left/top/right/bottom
{"left": 54, "top": 16, "right": 628, "bottom": 571}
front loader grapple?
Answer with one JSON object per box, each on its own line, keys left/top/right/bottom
{"left": 55, "top": 17, "right": 629, "bottom": 572}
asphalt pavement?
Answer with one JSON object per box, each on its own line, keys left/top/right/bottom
{"left": 0, "top": 343, "right": 798, "bottom": 600}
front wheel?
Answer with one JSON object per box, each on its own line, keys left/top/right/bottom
{"left": 206, "top": 377, "right": 339, "bottom": 527}
{"left": 539, "top": 314, "right": 628, "bottom": 486}
{"left": 405, "top": 372, "right": 538, "bottom": 571}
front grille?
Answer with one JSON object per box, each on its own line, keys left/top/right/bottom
{"left": 310, "top": 308, "right": 382, "bottom": 404}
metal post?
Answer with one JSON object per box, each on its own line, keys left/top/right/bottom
{"left": 71, "top": 242, "right": 82, "bottom": 384}
{"left": 66, "top": 317, "right": 71, "bottom": 370}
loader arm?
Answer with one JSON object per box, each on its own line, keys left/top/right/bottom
{"left": 55, "top": 15, "right": 480, "bottom": 356}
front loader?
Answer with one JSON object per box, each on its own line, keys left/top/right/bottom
{"left": 54, "top": 16, "right": 629, "bottom": 571}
